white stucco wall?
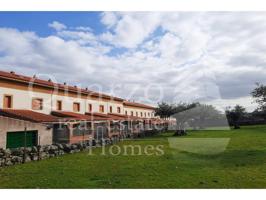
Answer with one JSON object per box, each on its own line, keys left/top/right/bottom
{"left": 0, "top": 86, "right": 155, "bottom": 117}
{"left": 0, "top": 86, "right": 125, "bottom": 115}
{"left": 106, "top": 101, "right": 124, "bottom": 114}
{"left": 0, "top": 86, "right": 53, "bottom": 114}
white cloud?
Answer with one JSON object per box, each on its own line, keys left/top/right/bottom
{"left": 57, "top": 30, "right": 97, "bottom": 45}
{"left": 158, "top": 32, "right": 181, "bottom": 59}
{"left": 207, "top": 96, "right": 257, "bottom": 112}
{"left": 48, "top": 21, "right": 67, "bottom": 31}
{"left": 101, "top": 12, "right": 119, "bottom": 28}
{"left": 0, "top": 28, "right": 36, "bottom": 55}
{"left": 74, "top": 26, "right": 93, "bottom": 32}
{"left": 1, "top": 12, "right": 266, "bottom": 111}
{"left": 100, "top": 12, "right": 162, "bottom": 48}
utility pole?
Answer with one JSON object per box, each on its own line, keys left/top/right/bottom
{"left": 23, "top": 126, "right": 27, "bottom": 163}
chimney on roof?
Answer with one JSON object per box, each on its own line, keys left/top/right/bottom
{"left": 85, "top": 87, "right": 88, "bottom": 91}
{"left": 10, "top": 71, "right": 15, "bottom": 74}
{"left": 33, "top": 75, "right": 37, "bottom": 78}
{"left": 63, "top": 82, "right": 67, "bottom": 85}
{"left": 48, "top": 79, "right": 52, "bottom": 82}
{"left": 74, "top": 85, "right": 77, "bottom": 88}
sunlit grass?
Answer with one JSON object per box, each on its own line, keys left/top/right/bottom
{"left": 0, "top": 125, "right": 265, "bottom": 188}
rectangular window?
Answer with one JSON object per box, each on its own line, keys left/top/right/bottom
{"left": 125, "top": 110, "right": 128, "bottom": 115}
{"left": 109, "top": 106, "right": 113, "bottom": 113}
{"left": 117, "top": 107, "right": 121, "bottom": 113}
{"left": 99, "top": 105, "right": 104, "bottom": 113}
{"left": 56, "top": 100, "right": 62, "bottom": 111}
{"left": 136, "top": 112, "right": 138, "bottom": 117}
{"left": 140, "top": 112, "right": 143, "bottom": 117}
{"left": 131, "top": 111, "right": 134, "bottom": 116}
{"left": 144, "top": 112, "right": 146, "bottom": 117}
{"left": 88, "top": 104, "right": 92, "bottom": 112}
{"left": 32, "top": 98, "right": 43, "bottom": 110}
{"left": 73, "top": 102, "right": 80, "bottom": 112}
{"left": 148, "top": 113, "right": 150, "bottom": 117}
{"left": 3, "top": 95, "right": 13, "bottom": 109}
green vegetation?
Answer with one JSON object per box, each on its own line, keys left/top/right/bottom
{"left": 226, "top": 105, "right": 246, "bottom": 129}
{"left": 0, "top": 125, "right": 266, "bottom": 188}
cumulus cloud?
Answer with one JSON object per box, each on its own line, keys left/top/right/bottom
{"left": 1, "top": 12, "right": 266, "bottom": 111}
{"left": 101, "top": 12, "right": 119, "bottom": 28}
{"left": 74, "top": 26, "right": 93, "bottom": 32}
{"left": 48, "top": 21, "right": 67, "bottom": 31}
{"left": 100, "top": 12, "right": 162, "bottom": 48}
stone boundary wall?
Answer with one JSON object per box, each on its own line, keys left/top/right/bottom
{"left": 0, "top": 129, "right": 162, "bottom": 167}
{"left": 0, "top": 137, "right": 117, "bottom": 167}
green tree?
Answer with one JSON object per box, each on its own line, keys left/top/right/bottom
{"left": 251, "top": 83, "right": 266, "bottom": 119}
{"left": 190, "top": 104, "right": 222, "bottom": 129}
{"left": 155, "top": 102, "right": 175, "bottom": 119}
{"left": 226, "top": 105, "right": 246, "bottom": 129}
{"left": 156, "top": 102, "right": 223, "bottom": 135}
{"left": 171, "top": 102, "right": 198, "bottom": 135}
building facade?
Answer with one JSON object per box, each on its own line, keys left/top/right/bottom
{"left": 0, "top": 70, "right": 164, "bottom": 149}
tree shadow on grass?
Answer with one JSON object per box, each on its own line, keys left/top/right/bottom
{"left": 218, "top": 149, "right": 266, "bottom": 168}
{"left": 178, "top": 149, "right": 266, "bottom": 168}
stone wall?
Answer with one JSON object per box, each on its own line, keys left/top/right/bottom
{"left": 0, "top": 137, "right": 118, "bottom": 167}
{"left": 0, "top": 129, "right": 162, "bottom": 168}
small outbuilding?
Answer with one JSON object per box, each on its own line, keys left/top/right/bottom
{"left": 0, "top": 109, "right": 58, "bottom": 149}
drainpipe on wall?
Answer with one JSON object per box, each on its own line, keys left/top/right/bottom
{"left": 84, "top": 98, "right": 87, "bottom": 113}
{"left": 51, "top": 93, "right": 53, "bottom": 113}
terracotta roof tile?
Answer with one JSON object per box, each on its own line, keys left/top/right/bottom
{"left": 86, "top": 112, "right": 109, "bottom": 118}
{"left": 123, "top": 101, "right": 155, "bottom": 110}
{"left": 107, "top": 113, "right": 127, "bottom": 120}
{"left": 85, "top": 112, "right": 110, "bottom": 121}
{"left": 86, "top": 112, "right": 126, "bottom": 121}
{"left": 0, "top": 109, "right": 59, "bottom": 123}
{"left": 51, "top": 111, "right": 108, "bottom": 121}
{"left": 107, "top": 113, "right": 142, "bottom": 121}
{"left": 0, "top": 70, "right": 124, "bottom": 101}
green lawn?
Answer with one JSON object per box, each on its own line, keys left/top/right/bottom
{"left": 0, "top": 125, "right": 266, "bottom": 188}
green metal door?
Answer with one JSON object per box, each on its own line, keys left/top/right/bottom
{"left": 6, "top": 130, "right": 38, "bottom": 149}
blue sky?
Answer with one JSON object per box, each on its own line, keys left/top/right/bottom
{"left": 0, "top": 12, "right": 265, "bottom": 111}
{"left": 0, "top": 12, "right": 104, "bottom": 36}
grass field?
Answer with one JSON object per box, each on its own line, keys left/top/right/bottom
{"left": 0, "top": 125, "right": 266, "bottom": 188}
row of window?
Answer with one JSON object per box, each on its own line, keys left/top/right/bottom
{"left": 125, "top": 110, "right": 151, "bottom": 117}
{"left": 109, "top": 106, "right": 121, "bottom": 113}
{"left": 3, "top": 95, "right": 105, "bottom": 113}
{"left": 2, "top": 94, "right": 153, "bottom": 117}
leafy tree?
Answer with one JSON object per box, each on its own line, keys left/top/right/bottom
{"left": 226, "top": 105, "right": 246, "bottom": 129}
{"left": 156, "top": 102, "right": 224, "bottom": 135}
{"left": 155, "top": 102, "right": 175, "bottom": 119}
{"left": 189, "top": 104, "right": 222, "bottom": 129}
{"left": 171, "top": 102, "right": 198, "bottom": 135}
{"left": 251, "top": 109, "right": 266, "bottom": 121}
{"left": 251, "top": 83, "right": 266, "bottom": 119}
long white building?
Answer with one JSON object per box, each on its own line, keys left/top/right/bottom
{"left": 0, "top": 70, "right": 163, "bottom": 149}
